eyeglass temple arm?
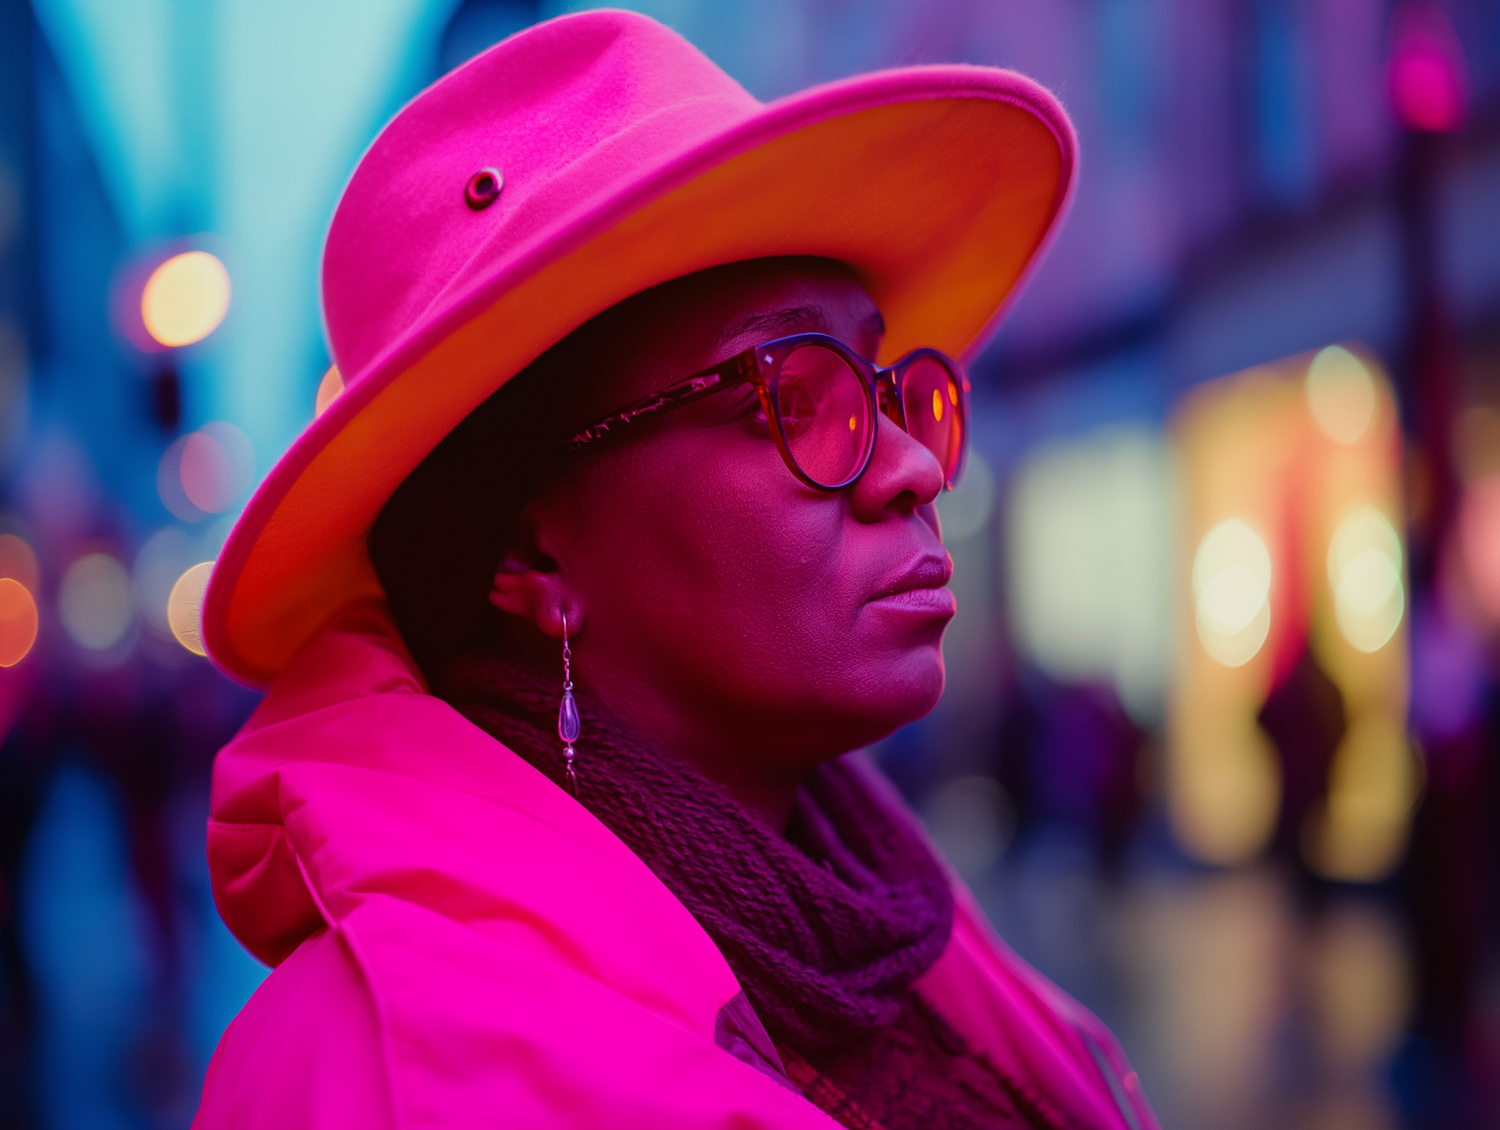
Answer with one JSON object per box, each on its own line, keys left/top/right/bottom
{"left": 567, "top": 354, "right": 752, "bottom": 449}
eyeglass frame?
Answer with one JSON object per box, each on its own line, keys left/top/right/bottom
{"left": 566, "top": 332, "right": 971, "bottom": 492}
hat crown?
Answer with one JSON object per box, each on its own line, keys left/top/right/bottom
{"left": 324, "top": 10, "right": 758, "bottom": 381}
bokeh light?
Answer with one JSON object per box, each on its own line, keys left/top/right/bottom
{"left": 1193, "top": 519, "right": 1272, "bottom": 667}
{"left": 1460, "top": 474, "right": 1500, "bottom": 620}
{"left": 923, "top": 774, "right": 1014, "bottom": 876}
{"left": 158, "top": 422, "right": 255, "bottom": 520}
{"left": 1007, "top": 427, "right": 1177, "bottom": 720}
{"left": 158, "top": 435, "right": 203, "bottom": 521}
{"left": 1305, "top": 346, "right": 1376, "bottom": 445}
{"left": 1389, "top": 4, "right": 1468, "bottom": 133}
{"left": 0, "top": 577, "right": 39, "bottom": 667}
{"left": 936, "top": 449, "right": 994, "bottom": 542}
{"left": 141, "top": 250, "right": 231, "bottom": 348}
{"left": 314, "top": 365, "right": 344, "bottom": 417}
{"left": 58, "top": 553, "right": 134, "bottom": 651}
{"left": 1305, "top": 715, "right": 1419, "bottom": 882}
{"left": 1327, "top": 507, "right": 1404, "bottom": 653}
{"left": 167, "top": 561, "right": 215, "bottom": 656}
{"left": 0, "top": 532, "right": 39, "bottom": 593}
{"left": 180, "top": 422, "right": 254, "bottom": 514}
{"left": 1170, "top": 708, "right": 1282, "bottom": 865}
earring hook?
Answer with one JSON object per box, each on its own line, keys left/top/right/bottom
{"left": 557, "top": 611, "right": 579, "bottom": 797}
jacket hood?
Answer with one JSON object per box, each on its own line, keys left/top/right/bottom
{"left": 209, "top": 599, "right": 738, "bottom": 1006}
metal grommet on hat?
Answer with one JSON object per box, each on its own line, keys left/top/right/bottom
{"left": 465, "top": 167, "right": 504, "bottom": 210}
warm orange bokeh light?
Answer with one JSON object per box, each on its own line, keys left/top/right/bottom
{"left": 1169, "top": 345, "right": 1411, "bottom": 878}
{"left": 0, "top": 577, "right": 39, "bottom": 667}
{"left": 168, "top": 561, "right": 215, "bottom": 656}
{"left": 141, "top": 250, "right": 231, "bottom": 348}
{"left": 315, "top": 366, "right": 344, "bottom": 417}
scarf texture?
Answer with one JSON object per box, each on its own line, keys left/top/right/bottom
{"left": 441, "top": 652, "right": 955, "bottom": 1052}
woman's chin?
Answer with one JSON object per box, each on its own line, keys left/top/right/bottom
{"left": 894, "top": 649, "right": 947, "bottom": 718}
{"left": 836, "top": 647, "right": 946, "bottom": 745}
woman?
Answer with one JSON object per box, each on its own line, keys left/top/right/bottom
{"left": 194, "top": 10, "right": 1156, "bottom": 1129}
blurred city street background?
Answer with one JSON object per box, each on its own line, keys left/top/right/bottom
{"left": 2, "top": 1, "right": 1499, "bottom": 1126}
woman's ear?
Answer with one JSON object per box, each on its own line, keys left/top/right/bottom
{"left": 488, "top": 510, "right": 582, "bottom": 639}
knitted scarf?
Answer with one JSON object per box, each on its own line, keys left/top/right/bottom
{"left": 440, "top": 652, "right": 955, "bottom": 1053}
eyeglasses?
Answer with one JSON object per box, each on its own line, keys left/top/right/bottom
{"left": 568, "top": 333, "right": 970, "bottom": 491}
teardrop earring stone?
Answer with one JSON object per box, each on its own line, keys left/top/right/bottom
{"left": 558, "top": 689, "right": 580, "bottom": 744}
{"left": 558, "top": 687, "right": 580, "bottom": 797}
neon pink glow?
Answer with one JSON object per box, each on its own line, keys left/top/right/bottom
{"left": 1389, "top": 5, "right": 1468, "bottom": 133}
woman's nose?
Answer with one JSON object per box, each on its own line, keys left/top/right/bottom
{"left": 847, "top": 412, "right": 945, "bottom": 521}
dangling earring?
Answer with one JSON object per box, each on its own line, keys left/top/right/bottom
{"left": 558, "top": 613, "right": 580, "bottom": 797}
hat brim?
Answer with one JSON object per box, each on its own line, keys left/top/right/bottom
{"left": 203, "top": 65, "right": 1076, "bottom": 686}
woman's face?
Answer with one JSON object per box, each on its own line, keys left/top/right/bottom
{"left": 498, "top": 259, "right": 955, "bottom": 824}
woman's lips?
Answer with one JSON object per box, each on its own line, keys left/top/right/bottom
{"left": 867, "top": 555, "right": 956, "bottom": 614}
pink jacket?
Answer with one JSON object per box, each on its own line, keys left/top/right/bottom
{"left": 193, "top": 603, "right": 1157, "bottom": 1129}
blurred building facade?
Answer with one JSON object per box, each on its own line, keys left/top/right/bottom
{"left": 1, "top": 1, "right": 1499, "bottom": 1127}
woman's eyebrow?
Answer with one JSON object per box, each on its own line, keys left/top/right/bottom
{"left": 713, "top": 305, "right": 828, "bottom": 351}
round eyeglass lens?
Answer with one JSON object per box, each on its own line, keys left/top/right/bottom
{"left": 900, "top": 356, "right": 964, "bottom": 484}
{"left": 774, "top": 344, "right": 871, "bottom": 486}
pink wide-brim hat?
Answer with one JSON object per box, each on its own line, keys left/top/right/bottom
{"left": 202, "top": 8, "right": 1077, "bottom": 686}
